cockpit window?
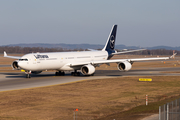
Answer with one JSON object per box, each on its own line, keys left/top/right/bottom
{"left": 19, "top": 59, "right": 28, "bottom": 61}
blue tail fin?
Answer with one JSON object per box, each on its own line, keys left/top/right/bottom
{"left": 102, "top": 25, "right": 117, "bottom": 55}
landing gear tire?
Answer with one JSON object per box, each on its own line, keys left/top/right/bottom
{"left": 55, "top": 72, "right": 58, "bottom": 76}
{"left": 55, "top": 71, "right": 65, "bottom": 76}
{"left": 25, "top": 71, "right": 31, "bottom": 78}
{"left": 91, "top": 73, "right": 94, "bottom": 76}
{"left": 77, "top": 72, "right": 80, "bottom": 76}
{"left": 61, "top": 71, "right": 65, "bottom": 76}
{"left": 26, "top": 74, "right": 31, "bottom": 78}
{"left": 71, "top": 72, "right": 80, "bottom": 76}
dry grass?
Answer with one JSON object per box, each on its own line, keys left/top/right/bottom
{"left": 0, "top": 76, "right": 180, "bottom": 120}
{"left": 0, "top": 54, "right": 180, "bottom": 119}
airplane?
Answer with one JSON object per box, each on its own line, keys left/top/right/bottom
{"left": 4, "top": 25, "right": 176, "bottom": 78}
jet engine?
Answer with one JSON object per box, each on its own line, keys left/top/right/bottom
{"left": 117, "top": 61, "right": 132, "bottom": 71}
{"left": 81, "top": 64, "right": 95, "bottom": 75}
{"left": 12, "top": 60, "right": 20, "bottom": 70}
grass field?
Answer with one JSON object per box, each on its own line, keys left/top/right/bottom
{"left": 0, "top": 76, "right": 180, "bottom": 120}
{"left": 0, "top": 54, "right": 180, "bottom": 120}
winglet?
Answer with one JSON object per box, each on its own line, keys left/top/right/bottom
{"left": 170, "top": 53, "right": 177, "bottom": 59}
{"left": 3, "top": 51, "right": 21, "bottom": 59}
{"left": 4, "top": 51, "right": 7, "bottom": 57}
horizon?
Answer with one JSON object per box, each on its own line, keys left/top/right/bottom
{"left": 1, "top": 43, "right": 180, "bottom": 49}
{"left": 0, "top": 1, "right": 180, "bottom": 47}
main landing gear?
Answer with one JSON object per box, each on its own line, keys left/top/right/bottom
{"left": 71, "top": 70, "right": 81, "bottom": 76}
{"left": 55, "top": 71, "right": 65, "bottom": 76}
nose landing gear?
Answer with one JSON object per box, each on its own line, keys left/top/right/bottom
{"left": 25, "top": 71, "right": 31, "bottom": 78}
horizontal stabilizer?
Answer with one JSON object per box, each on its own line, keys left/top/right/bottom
{"left": 169, "top": 53, "right": 177, "bottom": 58}
{"left": 111, "top": 49, "right": 146, "bottom": 55}
{"left": 87, "top": 49, "right": 99, "bottom": 51}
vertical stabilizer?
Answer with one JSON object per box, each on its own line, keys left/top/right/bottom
{"left": 102, "top": 25, "right": 117, "bottom": 54}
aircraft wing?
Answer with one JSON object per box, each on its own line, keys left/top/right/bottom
{"left": 69, "top": 54, "right": 175, "bottom": 66}
{"left": 4, "top": 51, "right": 21, "bottom": 59}
{"left": 111, "top": 49, "right": 146, "bottom": 55}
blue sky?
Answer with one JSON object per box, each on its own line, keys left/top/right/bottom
{"left": 0, "top": 0, "right": 180, "bottom": 47}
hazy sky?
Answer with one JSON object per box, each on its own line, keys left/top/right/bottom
{"left": 0, "top": 0, "right": 180, "bottom": 47}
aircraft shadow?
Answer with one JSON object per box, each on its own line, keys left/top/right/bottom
{"left": 0, "top": 71, "right": 122, "bottom": 79}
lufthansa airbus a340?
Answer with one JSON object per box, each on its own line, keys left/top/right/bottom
{"left": 4, "top": 25, "right": 176, "bottom": 78}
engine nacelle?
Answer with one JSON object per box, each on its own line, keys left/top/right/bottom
{"left": 81, "top": 64, "right": 95, "bottom": 75}
{"left": 12, "top": 60, "right": 20, "bottom": 70}
{"left": 117, "top": 61, "right": 132, "bottom": 71}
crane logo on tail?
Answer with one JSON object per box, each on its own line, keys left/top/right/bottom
{"left": 110, "top": 35, "right": 115, "bottom": 49}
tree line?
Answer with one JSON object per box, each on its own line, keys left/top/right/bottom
{"left": 127, "top": 49, "right": 179, "bottom": 55}
{"left": 0, "top": 46, "right": 84, "bottom": 54}
{"left": 0, "top": 46, "right": 179, "bottom": 55}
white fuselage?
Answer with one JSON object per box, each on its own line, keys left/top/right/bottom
{"left": 18, "top": 51, "right": 109, "bottom": 71}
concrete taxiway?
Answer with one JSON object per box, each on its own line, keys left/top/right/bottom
{"left": 0, "top": 67, "right": 180, "bottom": 92}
